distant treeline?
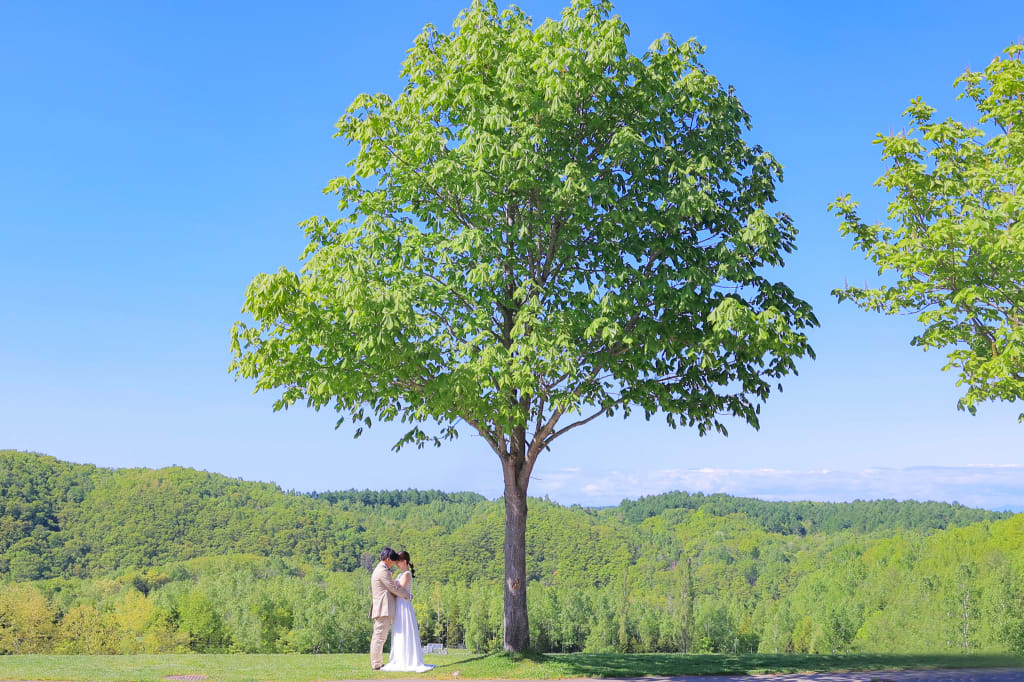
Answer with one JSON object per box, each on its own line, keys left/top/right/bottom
{"left": 1, "top": 450, "right": 1022, "bottom": 657}
{"left": 2, "top": 450, "right": 1010, "bottom": 582}
{"left": 611, "top": 490, "right": 1010, "bottom": 534}
{"left": 309, "top": 489, "right": 486, "bottom": 508}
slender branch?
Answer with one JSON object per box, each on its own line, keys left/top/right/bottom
{"left": 546, "top": 404, "right": 615, "bottom": 444}
{"left": 462, "top": 414, "right": 502, "bottom": 455}
{"left": 527, "top": 406, "right": 563, "bottom": 463}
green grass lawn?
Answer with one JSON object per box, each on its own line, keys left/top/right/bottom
{"left": 0, "top": 651, "right": 1021, "bottom": 681}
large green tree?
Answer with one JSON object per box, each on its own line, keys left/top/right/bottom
{"left": 832, "top": 43, "right": 1024, "bottom": 419}
{"left": 230, "top": 0, "right": 815, "bottom": 651}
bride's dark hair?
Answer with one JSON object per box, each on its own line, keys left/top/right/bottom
{"left": 398, "top": 550, "right": 415, "bottom": 578}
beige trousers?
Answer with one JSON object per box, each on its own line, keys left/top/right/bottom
{"left": 370, "top": 615, "right": 392, "bottom": 669}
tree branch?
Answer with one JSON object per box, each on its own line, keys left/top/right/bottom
{"left": 546, "top": 405, "right": 614, "bottom": 444}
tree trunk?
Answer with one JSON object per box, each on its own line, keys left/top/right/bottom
{"left": 502, "top": 466, "right": 529, "bottom": 652}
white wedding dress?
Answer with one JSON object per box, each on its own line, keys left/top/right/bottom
{"left": 382, "top": 571, "right": 434, "bottom": 673}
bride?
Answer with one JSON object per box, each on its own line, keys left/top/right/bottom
{"left": 382, "top": 550, "right": 435, "bottom": 673}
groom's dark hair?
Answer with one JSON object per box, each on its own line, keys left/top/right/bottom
{"left": 380, "top": 547, "right": 399, "bottom": 561}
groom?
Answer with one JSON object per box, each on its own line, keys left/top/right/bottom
{"left": 369, "top": 546, "right": 411, "bottom": 670}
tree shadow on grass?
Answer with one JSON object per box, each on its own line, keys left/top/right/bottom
{"left": 550, "top": 652, "right": 1024, "bottom": 678}
{"left": 430, "top": 654, "right": 491, "bottom": 670}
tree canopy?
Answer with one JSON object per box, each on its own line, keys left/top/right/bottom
{"left": 230, "top": 0, "right": 816, "bottom": 450}
{"left": 831, "top": 43, "right": 1024, "bottom": 419}
{"left": 230, "top": 0, "right": 816, "bottom": 650}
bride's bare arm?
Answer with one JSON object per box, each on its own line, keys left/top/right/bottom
{"left": 397, "top": 571, "right": 411, "bottom": 591}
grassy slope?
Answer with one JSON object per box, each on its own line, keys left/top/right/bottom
{"left": 1, "top": 652, "right": 1022, "bottom": 681}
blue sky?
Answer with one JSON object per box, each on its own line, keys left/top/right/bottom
{"left": 1, "top": 1, "right": 1021, "bottom": 510}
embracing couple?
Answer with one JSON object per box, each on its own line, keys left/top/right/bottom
{"left": 370, "top": 546, "right": 435, "bottom": 673}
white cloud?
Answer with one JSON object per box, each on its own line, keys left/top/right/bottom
{"left": 529, "top": 464, "right": 1024, "bottom": 511}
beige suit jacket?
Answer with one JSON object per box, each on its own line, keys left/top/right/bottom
{"left": 369, "top": 561, "right": 411, "bottom": 618}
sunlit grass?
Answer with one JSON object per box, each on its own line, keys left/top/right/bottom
{"left": 0, "top": 651, "right": 1021, "bottom": 681}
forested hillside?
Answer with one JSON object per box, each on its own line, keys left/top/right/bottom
{"left": 607, "top": 490, "right": 1007, "bottom": 533}
{"left": 1, "top": 450, "right": 1022, "bottom": 657}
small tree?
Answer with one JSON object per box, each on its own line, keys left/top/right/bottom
{"left": 832, "top": 43, "right": 1024, "bottom": 419}
{"left": 231, "top": 0, "right": 816, "bottom": 652}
